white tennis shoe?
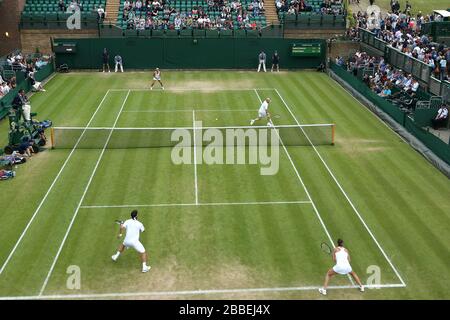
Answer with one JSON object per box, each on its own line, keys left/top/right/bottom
{"left": 142, "top": 266, "right": 151, "bottom": 273}
{"left": 250, "top": 119, "right": 255, "bottom": 125}
{"left": 111, "top": 254, "right": 118, "bottom": 262}
{"left": 318, "top": 288, "right": 327, "bottom": 295}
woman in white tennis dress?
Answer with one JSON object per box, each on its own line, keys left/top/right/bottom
{"left": 150, "top": 67, "right": 164, "bottom": 90}
{"left": 319, "top": 239, "right": 364, "bottom": 296}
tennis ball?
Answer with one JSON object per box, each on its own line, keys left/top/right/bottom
{"left": 216, "top": 118, "right": 218, "bottom": 120}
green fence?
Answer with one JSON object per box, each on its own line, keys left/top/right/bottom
{"left": 0, "top": 59, "right": 54, "bottom": 119}
{"left": 420, "top": 21, "right": 450, "bottom": 44}
{"left": 330, "top": 62, "right": 450, "bottom": 165}
{"left": 53, "top": 37, "right": 326, "bottom": 69}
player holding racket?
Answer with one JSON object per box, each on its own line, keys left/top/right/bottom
{"left": 319, "top": 239, "right": 364, "bottom": 295}
{"left": 250, "top": 98, "right": 273, "bottom": 126}
{"left": 111, "top": 210, "right": 151, "bottom": 273}
{"left": 150, "top": 68, "right": 164, "bottom": 90}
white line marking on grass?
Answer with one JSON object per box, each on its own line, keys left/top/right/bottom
{"left": 192, "top": 110, "right": 199, "bottom": 205}
{"left": 254, "top": 89, "right": 355, "bottom": 286}
{"left": 108, "top": 88, "right": 276, "bottom": 92}
{"left": 0, "top": 283, "right": 406, "bottom": 300}
{"left": 122, "top": 109, "right": 255, "bottom": 113}
{"left": 328, "top": 75, "right": 409, "bottom": 144}
{"left": 39, "top": 90, "right": 131, "bottom": 296}
{"left": 274, "top": 88, "right": 406, "bottom": 286}
{"left": 0, "top": 90, "right": 111, "bottom": 276}
{"left": 79, "top": 200, "right": 312, "bottom": 209}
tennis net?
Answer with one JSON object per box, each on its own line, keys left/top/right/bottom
{"left": 50, "top": 124, "right": 335, "bottom": 149}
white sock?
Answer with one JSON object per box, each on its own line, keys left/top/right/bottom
{"left": 142, "top": 262, "right": 147, "bottom": 268}
{"left": 115, "top": 251, "right": 120, "bottom": 257}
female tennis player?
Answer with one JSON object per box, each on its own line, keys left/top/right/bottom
{"left": 318, "top": 239, "right": 364, "bottom": 295}
{"left": 150, "top": 68, "right": 164, "bottom": 90}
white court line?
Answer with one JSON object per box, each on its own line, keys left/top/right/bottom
{"left": 109, "top": 88, "right": 276, "bottom": 92}
{"left": 39, "top": 90, "right": 131, "bottom": 296}
{"left": 328, "top": 74, "right": 409, "bottom": 144}
{"left": 122, "top": 109, "right": 255, "bottom": 113}
{"left": 79, "top": 200, "right": 312, "bottom": 209}
{"left": 274, "top": 88, "right": 406, "bottom": 286}
{"left": 0, "top": 283, "right": 406, "bottom": 300}
{"left": 0, "top": 89, "right": 112, "bottom": 276}
{"left": 192, "top": 110, "right": 199, "bottom": 205}
{"left": 253, "top": 89, "right": 354, "bottom": 287}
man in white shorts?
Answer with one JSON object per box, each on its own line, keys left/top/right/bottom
{"left": 111, "top": 210, "right": 151, "bottom": 273}
{"left": 250, "top": 97, "right": 272, "bottom": 126}
{"left": 150, "top": 67, "right": 164, "bottom": 90}
{"left": 319, "top": 239, "right": 364, "bottom": 295}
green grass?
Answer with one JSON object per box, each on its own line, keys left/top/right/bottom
{"left": 359, "top": 0, "right": 449, "bottom": 14}
{"left": 0, "top": 71, "right": 449, "bottom": 300}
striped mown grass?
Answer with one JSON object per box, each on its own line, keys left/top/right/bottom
{"left": 0, "top": 71, "right": 448, "bottom": 299}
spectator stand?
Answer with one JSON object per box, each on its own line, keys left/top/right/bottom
{"left": 20, "top": 0, "right": 107, "bottom": 29}
{"left": 0, "top": 51, "right": 54, "bottom": 120}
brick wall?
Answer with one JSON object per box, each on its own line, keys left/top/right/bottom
{"left": 0, "top": 0, "right": 26, "bottom": 56}
{"left": 20, "top": 29, "right": 98, "bottom": 54}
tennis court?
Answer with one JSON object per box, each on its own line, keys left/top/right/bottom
{"left": 0, "top": 71, "right": 448, "bottom": 299}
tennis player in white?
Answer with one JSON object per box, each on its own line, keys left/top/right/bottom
{"left": 111, "top": 210, "right": 151, "bottom": 273}
{"left": 250, "top": 97, "right": 272, "bottom": 126}
{"left": 319, "top": 239, "right": 364, "bottom": 295}
{"left": 150, "top": 67, "right": 164, "bottom": 90}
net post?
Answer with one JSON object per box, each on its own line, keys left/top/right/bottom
{"left": 50, "top": 127, "right": 55, "bottom": 149}
{"left": 331, "top": 124, "right": 335, "bottom": 145}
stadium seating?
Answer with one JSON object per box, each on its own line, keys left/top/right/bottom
{"left": 20, "top": 0, "right": 106, "bottom": 28}
{"left": 117, "top": 0, "right": 267, "bottom": 31}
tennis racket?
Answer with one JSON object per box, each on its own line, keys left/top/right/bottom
{"left": 321, "top": 242, "right": 332, "bottom": 255}
{"left": 272, "top": 114, "right": 281, "bottom": 119}
{"left": 115, "top": 219, "right": 124, "bottom": 225}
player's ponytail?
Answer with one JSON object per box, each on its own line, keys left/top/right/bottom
{"left": 337, "top": 239, "right": 344, "bottom": 247}
{"left": 131, "top": 210, "right": 138, "bottom": 220}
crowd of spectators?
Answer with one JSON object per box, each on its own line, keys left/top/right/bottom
{"left": 57, "top": 0, "right": 107, "bottom": 21}
{"left": 338, "top": 51, "right": 421, "bottom": 112}
{"left": 276, "top": 0, "right": 344, "bottom": 16}
{"left": 122, "top": 0, "right": 266, "bottom": 30}
{"left": 346, "top": 4, "right": 449, "bottom": 81}
{"left": 0, "top": 51, "right": 49, "bottom": 100}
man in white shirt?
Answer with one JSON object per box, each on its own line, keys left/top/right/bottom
{"left": 250, "top": 97, "right": 272, "bottom": 126}
{"left": 439, "top": 57, "right": 447, "bottom": 80}
{"left": 431, "top": 104, "right": 449, "bottom": 130}
{"left": 111, "top": 210, "right": 151, "bottom": 272}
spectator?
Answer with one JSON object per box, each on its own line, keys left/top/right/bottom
{"left": 28, "top": 68, "right": 46, "bottom": 92}
{"left": 439, "top": 55, "right": 447, "bottom": 80}
{"left": 0, "top": 82, "right": 10, "bottom": 96}
{"left": 102, "top": 48, "right": 110, "bottom": 73}
{"left": 58, "top": 0, "right": 67, "bottom": 12}
{"left": 431, "top": 104, "right": 449, "bottom": 130}
{"left": 97, "top": 5, "right": 106, "bottom": 21}
{"left": 378, "top": 85, "right": 392, "bottom": 98}
{"left": 257, "top": 51, "right": 267, "bottom": 72}
{"left": 18, "top": 137, "right": 34, "bottom": 157}
{"left": 115, "top": 54, "right": 124, "bottom": 73}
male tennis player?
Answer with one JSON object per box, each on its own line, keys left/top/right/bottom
{"left": 318, "top": 239, "right": 364, "bottom": 295}
{"left": 150, "top": 68, "right": 164, "bottom": 90}
{"left": 250, "top": 97, "right": 272, "bottom": 126}
{"left": 111, "top": 210, "right": 151, "bottom": 273}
